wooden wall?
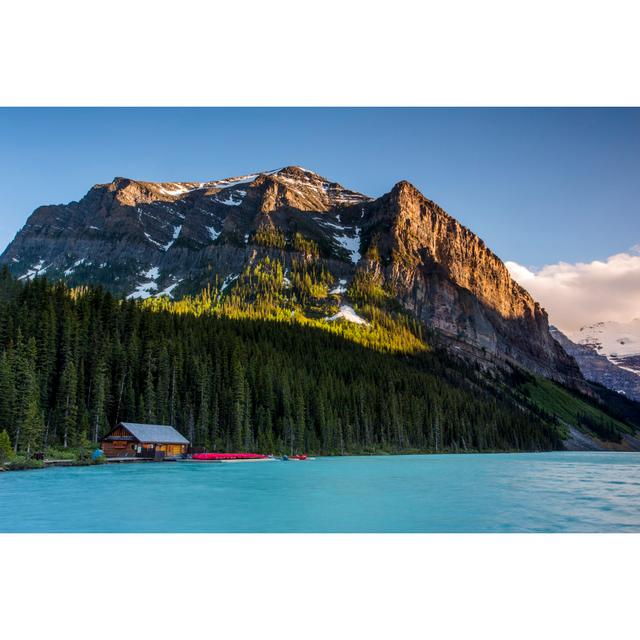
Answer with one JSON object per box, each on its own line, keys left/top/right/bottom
{"left": 101, "top": 440, "right": 187, "bottom": 458}
{"left": 157, "top": 444, "right": 187, "bottom": 456}
{"left": 102, "top": 440, "right": 137, "bottom": 458}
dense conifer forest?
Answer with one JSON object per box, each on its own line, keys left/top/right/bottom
{"left": 0, "top": 266, "right": 633, "bottom": 457}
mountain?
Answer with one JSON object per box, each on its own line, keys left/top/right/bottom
{"left": 2, "top": 167, "right": 640, "bottom": 455}
{"left": 568, "top": 320, "right": 640, "bottom": 377}
{"left": 1, "top": 165, "right": 582, "bottom": 386}
{"left": 550, "top": 326, "right": 640, "bottom": 402}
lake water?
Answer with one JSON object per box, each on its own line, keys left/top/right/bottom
{"left": 1, "top": 452, "right": 639, "bottom": 532}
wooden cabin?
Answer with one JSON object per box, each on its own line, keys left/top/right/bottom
{"left": 100, "top": 422, "right": 190, "bottom": 459}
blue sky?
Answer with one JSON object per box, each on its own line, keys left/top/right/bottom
{"left": 0, "top": 108, "right": 638, "bottom": 266}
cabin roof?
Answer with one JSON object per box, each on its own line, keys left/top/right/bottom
{"left": 115, "top": 422, "right": 190, "bottom": 445}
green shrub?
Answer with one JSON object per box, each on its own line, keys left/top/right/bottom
{"left": 0, "top": 429, "right": 13, "bottom": 463}
{"left": 43, "top": 446, "right": 77, "bottom": 461}
{"left": 5, "top": 456, "right": 44, "bottom": 471}
{"left": 76, "top": 448, "right": 93, "bottom": 464}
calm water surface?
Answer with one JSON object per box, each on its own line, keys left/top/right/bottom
{"left": 1, "top": 452, "right": 639, "bottom": 532}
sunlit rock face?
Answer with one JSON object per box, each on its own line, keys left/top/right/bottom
{"left": 353, "top": 180, "right": 582, "bottom": 385}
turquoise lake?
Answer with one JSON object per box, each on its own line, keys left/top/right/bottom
{"left": 1, "top": 452, "right": 639, "bottom": 532}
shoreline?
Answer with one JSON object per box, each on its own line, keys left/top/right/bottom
{"left": 2, "top": 447, "right": 634, "bottom": 474}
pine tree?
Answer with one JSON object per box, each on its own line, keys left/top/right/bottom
{"left": 230, "top": 346, "right": 246, "bottom": 451}
{"left": 0, "top": 429, "right": 13, "bottom": 463}
{"left": 13, "top": 336, "right": 40, "bottom": 453}
{"left": 56, "top": 359, "right": 78, "bottom": 448}
{"left": 0, "top": 350, "right": 15, "bottom": 436}
{"left": 21, "top": 392, "right": 45, "bottom": 456}
{"left": 90, "top": 359, "right": 108, "bottom": 443}
{"left": 293, "top": 387, "right": 306, "bottom": 454}
{"left": 143, "top": 365, "right": 156, "bottom": 423}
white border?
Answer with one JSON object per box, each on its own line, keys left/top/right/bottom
{"left": 1, "top": 1, "right": 639, "bottom": 106}
{"left": 1, "top": 534, "right": 638, "bottom": 639}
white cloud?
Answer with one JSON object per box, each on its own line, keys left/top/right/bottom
{"left": 506, "top": 250, "right": 640, "bottom": 333}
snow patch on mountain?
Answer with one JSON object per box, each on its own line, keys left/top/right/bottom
{"left": 144, "top": 225, "right": 182, "bottom": 251}
{"left": 315, "top": 217, "right": 361, "bottom": 263}
{"left": 158, "top": 184, "right": 191, "bottom": 197}
{"left": 144, "top": 232, "right": 165, "bottom": 250}
{"left": 207, "top": 175, "right": 260, "bottom": 190}
{"left": 207, "top": 226, "right": 221, "bottom": 241}
{"left": 127, "top": 284, "right": 157, "bottom": 299}
{"left": 220, "top": 273, "right": 239, "bottom": 292}
{"left": 157, "top": 279, "right": 183, "bottom": 298}
{"left": 213, "top": 189, "right": 246, "bottom": 206}
{"left": 141, "top": 266, "right": 160, "bottom": 280}
{"left": 18, "top": 259, "right": 48, "bottom": 281}
{"left": 318, "top": 218, "right": 346, "bottom": 232}
{"left": 329, "top": 279, "right": 347, "bottom": 294}
{"left": 64, "top": 258, "right": 86, "bottom": 276}
{"left": 127, "top": 267, "right": 160, "bottom": 299}
{"left": 170, "top": 224, "right": 183, "bottom": 243}
{"left": 327, "top": 304, "right": 369, "bottom": 325}
{"left": 335, "top": 228, "right": 361, "bottom": 263}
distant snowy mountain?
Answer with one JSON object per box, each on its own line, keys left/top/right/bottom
{"left": 568, "top": 319, "right": 640, "bottom": 377}
{"left": 550, "top": 326, "right": 640, "bottom": 401}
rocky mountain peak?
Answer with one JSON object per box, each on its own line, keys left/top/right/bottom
{"left": 390, "top": 179, "right": 422, "bottom": 199}
{"left": 265, "top": 166, "right": 370, "bottom": 212}
{"left": 273, "top": 165, "right": 322, "bottom": 179}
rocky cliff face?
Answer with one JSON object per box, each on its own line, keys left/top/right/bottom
{"left": 348, "top": 181, "right": 582, "bottom": 383}
{"left": 1, "top": 166, "right": 583, "bottom": 386}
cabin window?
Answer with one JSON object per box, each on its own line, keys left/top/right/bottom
{"left": 113, "top": 441, "right": 127, "bottom": 449}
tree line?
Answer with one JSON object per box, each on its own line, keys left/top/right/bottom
{"left": 0, "top": 266, "right": 565, "bottom": 456}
